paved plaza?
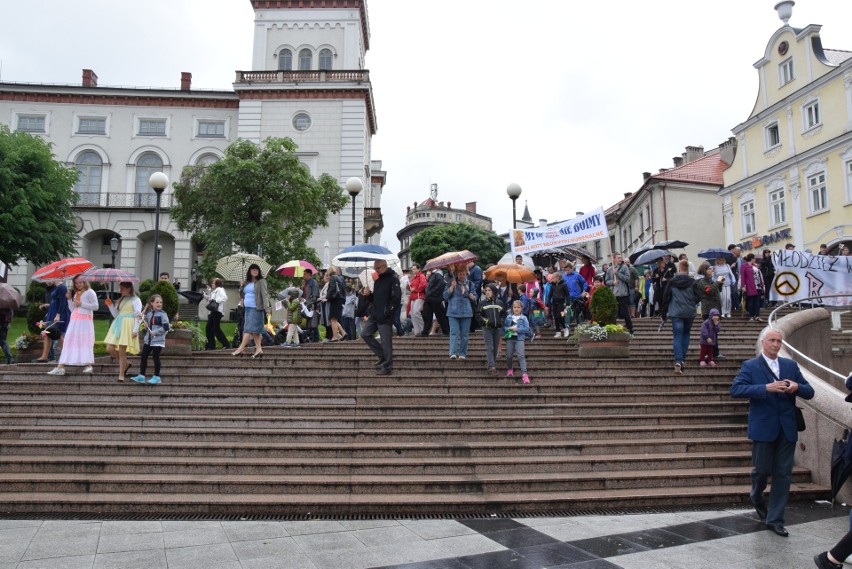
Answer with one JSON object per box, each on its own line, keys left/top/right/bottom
{"left": 0, "top": 503, "right": 846, "bottom": 568}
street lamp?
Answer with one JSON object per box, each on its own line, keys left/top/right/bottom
{"left": 506, "top": 183, "right": 522, "bottom": 229}
{"left": 345, "top": 177, "right": 363, "bottom": 246}
{"left": 149, "top": 172, "right": 169, "bottom": 280}
{"left": 109, "top": 235, "right": 120, "bottom": 321}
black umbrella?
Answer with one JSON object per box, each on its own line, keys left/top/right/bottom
{"left": 629, "top": 247, "right": 652, "bottom": 264}
{"left": 634, "top": 249, "right": 675, "bottom": 266}
{"left": 653, "top": 239, "right": 688, "bottom": 250}
{"left": 831, "top": 429, "right": 852, "bottom": 503}
{"left": 697, "top": 248, "right": 734, "bottom": 263}
{"left": 178, "top": 290, "right": 204, "bottom": 305}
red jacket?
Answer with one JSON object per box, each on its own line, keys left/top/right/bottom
{"left": 409, "top": 272, "right": 426, "bottom": 300}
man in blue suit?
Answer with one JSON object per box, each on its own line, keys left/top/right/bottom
{"left": 731, "top": 328, "right": 814, "bottom": 537}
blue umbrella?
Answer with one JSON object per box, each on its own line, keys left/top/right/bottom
{"left": 634, "top": 249, "right": 675, "bottom": 265}
{"left": 697, "top": 248, "right": 734, "bottom": 263}
{"left": 334, "top": 243, "right": 394, "bottom": 263}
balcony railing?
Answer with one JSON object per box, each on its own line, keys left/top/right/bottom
{"left": 75, "top": 193, "right": 174, "bottom": 208}
{"left": 235, "top": 70, "right": 370, "bottom": 85}
{"left": 364, "top": 207, "right": 383, "bottom": 239}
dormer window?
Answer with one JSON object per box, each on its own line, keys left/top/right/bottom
{"left": 278, "top": 49, "right": 292, "bottom": 71}
{"left": 779, "top": 58, "right": 794, "bottom": 86}
{"left": 299, "top": 49, "right": 312, "bottom": 70}
{"left": 319, "top": 49, "right": 333, "bottom": 70}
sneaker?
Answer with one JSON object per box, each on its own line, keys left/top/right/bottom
{"left": 82, "top": 366, "right": 93, "bottom": 374}
{"left": 506, "top": 369, "right": 514, "bottom": 377}
{"left": 131, "top": 374, "right": 146, "bottom": 384}
{"left": 709, "top": 361, "right": 717, "bottom": 367}
{"left": 674, "top": 363, "right": 683, "bottom": 375}
{"left": 699, "top": 361, "right": 707, "bottom": 367}
{"left": 553, "top": 333, "right": 562, "bottom": 338}
{"left": 717, "top": 354, "right": 727, "bottom": 360}
{"left": 449, "top": 354, "right": 457, "bottom": 359}
{"left": 522, "top": 373, "right": 530, "bottom": 384}
{"left": 46, "top": 367, "right": 65, "bottom": 376}
{"left": 562, "top": 329, "right": 570, "bottom": 338}
{"left": 147, "top": 376, "right": 161, "bottom": 384}
{"left": 459, "top": 355, "right": 466, "bottom": 360}
{"left": 813, "top": 552, "right": 842, "bottom": 569}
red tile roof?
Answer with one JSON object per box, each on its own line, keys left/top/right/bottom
{"left": 650, "top": 153, "right": 727, "bottom": 185}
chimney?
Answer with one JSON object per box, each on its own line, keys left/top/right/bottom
{"left": 575, "top": 211, "right": 584, "bottom": 217}
{"left": 658, "top": 168, "right": 669, "bottom": 173}
{"left": 465, "top": 202, "right": 477, "bottom": 213}
{"left": 539, "top": 218, "right": 548, "bottom": 228}
{"left": 684, "top": 145, "right": 704, "bottom": 163}
{"left": 406, "top": 206, "right": 410, "bottom": 214}
{"left": 642, "top": 172, "right": 652, "bottom": 180}
{"left": 673, "top": 156, "right": 683, "bottom": 167}
{"left": 447, "top": 201, "right": 451, "bottom": 209}
{"left": 82, "top": 69, "right": 98, "bottom": 87}
{"left": 623, "top": 192, "right": 632, "bottom": 199}
{"left": 719, "top": 136, "right": 738, "bottom": 165}
{"left": 180, "top": 72, "right": 192, "bottom": 91}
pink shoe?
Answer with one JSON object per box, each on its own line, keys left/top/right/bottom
{"left": 506, "top": 369, "right": 514, "bottom": 377}
{"left": 699, "top": 361, "right": 707, "bottom": 367}
{"left": 709, "top": 361, "right": 717, "bottom": 367}
{"left": 522, "top": 374, "right": 530, "bottom": 384}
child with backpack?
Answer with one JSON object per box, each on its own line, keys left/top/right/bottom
{"left": 503, "top": 300, "right": 533, "bottom": 385}
{"left": 130, "top": 294, "right": 170, "bottom": 385}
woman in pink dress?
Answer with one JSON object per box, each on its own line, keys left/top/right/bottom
{"left": 47, "top": 275, "right": 98, "bottom": 376}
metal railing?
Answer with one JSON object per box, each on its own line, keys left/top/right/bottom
{"left": 768, "top": 294, "right": 850, "bottom": 381}
{"left": 235, "top": 70, "right": 370, "bottom": 84}
{"left": 75, "top": 193, "right": 174, "bottom": 208}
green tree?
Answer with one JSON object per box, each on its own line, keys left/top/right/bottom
{"left": 410, "top": 223, "right": 507, "bottom": 268}
{"left": 171, "top": 137, "right": 347, "bottom": 282}
{"left": 0, "top": 125, "right": 79, "bottom": 268}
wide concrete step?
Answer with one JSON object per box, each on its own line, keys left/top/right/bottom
{"left": 0, "top": 483, "right": 828, "bottom": 516}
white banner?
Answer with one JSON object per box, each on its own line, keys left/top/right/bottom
{"left": 510, "top": 207, "right": 608, "bottom": 255}
{"left": 770, "top": 250, "right": 852, "bottom": 306}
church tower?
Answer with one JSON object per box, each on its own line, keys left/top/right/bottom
{"left": 234, "top": 0, "right": 382, "bottom": 255}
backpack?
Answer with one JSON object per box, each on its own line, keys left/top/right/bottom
{"left": 326, "top": 275, "right": 341, "bottom": 300}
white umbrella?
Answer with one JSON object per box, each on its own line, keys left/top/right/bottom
{"left": 499, "top": 252, "right": 535, "bottom": 271}
{"left": 215, "top": 253, "right": 272, "bottom": 282}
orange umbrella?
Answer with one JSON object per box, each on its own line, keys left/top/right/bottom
{"left": 484, "top": 263, "right": 536, "bottom": 284}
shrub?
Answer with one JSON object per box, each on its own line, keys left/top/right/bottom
{"left": 138, "top": 279, "right": 154, "bottom": 294}
{"left": 140, "top": 280, "right": 180, "bottom": 320}
{"left": 590, "top": 285, "right": 618, "bottom": 326}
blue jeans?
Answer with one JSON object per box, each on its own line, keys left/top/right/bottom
{"left": 448, "top": 316, "right": 471, "bottom": 357}
{"left": 731, "top": 286, "right": 741, "bottom": 313}
{"left": 670, "top": 316, "right": 695, "bottom": 364}
{"left": 751, "top": 434, "right": 795, "bottom": 525}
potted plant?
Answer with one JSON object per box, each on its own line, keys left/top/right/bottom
{"left": 165, "top": 320, "right": 204, "bottom": 354}
{"left": 575, "top": 285, "right": 632, "bottom": 358}
{"left": 14, "top": 333, "right": 44, "bottom": 363}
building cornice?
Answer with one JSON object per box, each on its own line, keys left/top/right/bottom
{"left": 0, "top": 84, "right": 239, "bottom": 108}
{"left": 250, "top": 0, "right": 370, "bottom": 51}
{"left": 236, "top": 87, "right": 376, "bottom": 134}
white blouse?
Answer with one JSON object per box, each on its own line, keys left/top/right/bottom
{"left": 74, "top": 289, "right": 99, "bottom": 316}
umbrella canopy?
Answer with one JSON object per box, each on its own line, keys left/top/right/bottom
{"left": 498, "top": 252, "right": 535, "bottom": 271}
{"left": 424, "top": 250, "right": 478, "bottom": 272}
{"left": 0, "top": 284, "right": 23, "bottom": 310}
{"left": 831, "top": 432, "right": 852, "bottom": 502}
{"left": 215, "top": 253, "right": 272, "bottom": 282}
{"left": 277, "top": 260, "right": 319, "bottom": 278}
{"left": 652, "top": 239, "right": 689, "bottom": 250}
{"left": 334, "top": 253, "right": 401, "bottom": 275}
{"left": 333, "top": 243, "right": 394, "bottom": 263}
{"left": 484, "top": 263, "right": 537, "bottom": 284}
{"left": 634, "top": 249, "right": 675, "bottom": 266}
{"left": 77, "top": 267, "right": 140, "bottom": 283}
{"left": 178, "top": 290, "right": 204, "bottom": 305}
{"left": 32, "top": 257, "right": 94, "bottom": 283}
{"left": 697, "top": 248, "right": 735, "bottom": 263}
{"left": 629, "top": 247, "right": 652, "bottom": 265}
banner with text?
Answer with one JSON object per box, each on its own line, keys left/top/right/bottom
{"left": 510, "top": 207, "right": 608, "bottom": 256}
{"left": 770, "top": 250, "right": 852, "bottom": 306}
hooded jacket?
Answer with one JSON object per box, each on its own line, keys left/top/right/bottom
{"left": 661, "top": 273, "right": 703, "bottom": 319}
{"left": 478, "top": 290, "right": 505, "bottom": 329}
{"left": 700, "top": 309, "right": 721, "bottom": 345}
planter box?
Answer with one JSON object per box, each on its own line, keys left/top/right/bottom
{"left": 166, "top": 329, "right": 194, "bottom": 355}
{"left": 15, "top": 341, "right": 45, "bottom": 364}
{"left": 577, "top": 332, "right": 631, "bottom": 359}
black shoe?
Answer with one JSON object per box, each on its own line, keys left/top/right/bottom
{"left": 376, "top": 367, "right": 392, "bottom": 375}
{"left": 766, "top": 524, "right": 788, "bottom": 537}
{"left": 814, "top": 552, "right": 843, "bottom": 569}
{"left": 754, "top": 501, "right": 767, "bottom": 520}
{"left": 374, "top": 358, "right": 386, "bottom": 368}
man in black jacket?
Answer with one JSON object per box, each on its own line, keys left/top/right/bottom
{"left": 361, "top": 259, "right": 401, "bottom": 375}
{"left": 420, "top": 269, "right": 449, "bottom": 336}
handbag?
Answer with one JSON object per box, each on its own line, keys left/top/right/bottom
{"left": 205, "top": 299, "right": 219, "bottom": 313}
{"left": 795, "top": 406, "right": 806, "bottom": 432}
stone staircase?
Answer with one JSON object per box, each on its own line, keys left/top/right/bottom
{"left": 0, "top": 310, "right": 829, "bottom": 516}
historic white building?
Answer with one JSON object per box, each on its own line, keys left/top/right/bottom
{"left": 0, "top": 0, "right": 384, "bottom": 292}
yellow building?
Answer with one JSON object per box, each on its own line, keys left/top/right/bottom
{"left": 721, "top": 2, "right": 851, "bottom": 254}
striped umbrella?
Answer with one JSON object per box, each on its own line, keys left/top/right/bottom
{"left": 77, "top": 267, "right": 140, "bottom": 283}
{"left": 215, "top": 253, "right": 272, "bottom": 282}
{"left": 423, "top": 250, "right": 478, "bottom": 272}
{"left": 277, "top": 260, "right": 319, "bottom": 278}
{"left": 32, "top": 257, "right": 94, "bottom": 282}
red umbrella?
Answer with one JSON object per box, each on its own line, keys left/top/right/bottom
{"left": 77, "top": 268, "right": 140, "bottom": 283}
{"left": 423, "top": 250, "right": 478, "bottom": 272}
{"left": 32, "top": 257, "right": 94, "bottom": 282}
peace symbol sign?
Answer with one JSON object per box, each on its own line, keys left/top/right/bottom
{"left": 773, "top": 271, "right": 800, "bottom": 296}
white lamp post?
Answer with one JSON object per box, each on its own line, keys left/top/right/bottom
{"left": 149, "top": 172, "right": 169, "bottom": 280}
{"left": 345, "top": 177, "right": 363, "bottom": 246}
{"left": 506, "top": 183, "right": 522, "bottom": 229}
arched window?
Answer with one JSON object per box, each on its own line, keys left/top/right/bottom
{"left": 135, "top": 152, "right": 164, "bottom": 206}
{"left": 278, "top": 49, "right": 293, "bottom": 71}
{"left": 74, "top": 151, "right": 102, "bottom": 201}
{"left": 319, "top": 49, "right": 333, "bottom": 70}
{"left": 299, "top": 49, "right": 312, "bottom": 70}
{"left": 196, "top": 153, "right": 220, "bottom": 167}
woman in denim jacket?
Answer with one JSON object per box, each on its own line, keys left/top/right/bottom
{"left": 443, "top": 265, "right": 475, "bottom": 359}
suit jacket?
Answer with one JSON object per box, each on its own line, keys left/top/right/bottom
{"left": 730, "top": 355, "right": 814, "bottom": 443}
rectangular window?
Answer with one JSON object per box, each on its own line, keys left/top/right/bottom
{"left": 645, "top": 205, "right": 651, "bottom": 229}
{"left": 765, "top": 123, "right": 780, "bottom": 149}
{"left": 768, "top": 189, "right": 786, "bottom": 227}
{"left": 779, "top": 58, "right": 794, "bottom": 85}
{"left": 594, "top": 241, "right": 602, "bottom": 261}
{"left": 17, "top": 115, "right": 45, "bottom": 132}
{"left": 804, "top": 101, "right": 820, "bottom": 130}
{"left": 78, "top": 117, "right": 106, "bottom": 135}
{"left": 139, "top": 119, "right": 166, "bottom": 136}
{"left": 622, "top": 229, "right": 628, "bottom": 247}
{"left": 846, "top": 160, "right": 852, "bottom": 202}
{"left": 741, "top": 200, "right": 755, "bottom": 236}
{"left": 197, "top": 120, "right": 225, "bottom": 137}
{"left": 807, "top": 172, "right": 827, "bottom": 213}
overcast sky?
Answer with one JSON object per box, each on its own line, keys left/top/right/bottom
{"left": 2, "top": 1, "right": 851, "bottom": 253}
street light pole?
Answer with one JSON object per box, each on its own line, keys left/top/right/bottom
{"left": 109, "top": 235, "right": 119, "bottom": 322}
{"left": 506, "top": 183, "right": 522, "bottom": 229}
{"left": 149, "top": 172, "right": 169, "bottom": 281}
{"left": 345, "top": 177, "right": 363, "bottom": 246}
